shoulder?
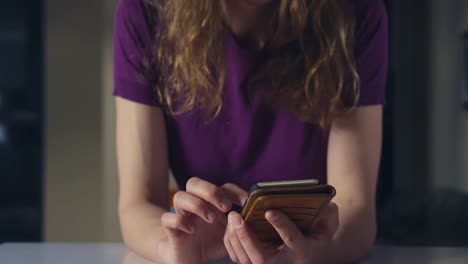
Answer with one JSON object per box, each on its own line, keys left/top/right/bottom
{"left": 347, "top": 0, "right": 388, "bottom": 34}
{"left": 347, "top": 0, "right": 387, "bottom": 17}
{"left": 348, "top": 0, "right": 387, "bottom": 12}
{"left": 116, "top": 0, "right": 144, "bottom": 21}
{"left": 346, "top": 0, "right": 389, "bottom": 105}
{"left": 116, "top": 0, "right": 149, "bottom": 18}
{"left": 345, "top": 0, "right": 388, "bottom": 57}
{"left": 115, "top": 0, "right": 157, "bottom": 37}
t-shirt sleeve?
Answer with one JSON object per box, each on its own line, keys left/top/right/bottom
{"left": 113, "top": 0, "right": 159, "bottom": 106}
{"left": 353, "top": 0, "right": 389, "bottom": 105}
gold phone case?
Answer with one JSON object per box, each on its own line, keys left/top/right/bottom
{"left": 241, "top": 184, "right": 336, "bottom": 243}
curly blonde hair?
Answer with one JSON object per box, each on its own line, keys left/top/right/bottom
{"left": 145, "top": 0, "right": 359, "bottom": 127}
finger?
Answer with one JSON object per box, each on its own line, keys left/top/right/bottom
{"left": 186, "top": 177, "right": 232, "bottom": 212}
{"left": 224, "top": 228, "right": 239, "bottom": 263}
{"left": 227, "top": 213, "right": 251, "bottom": 264}
{"left": 173, "top": 191, "right": 219, "bottom": 223}
{"left": 160, "top": 212, "right": 196, "bottom": 235}
{"left": 313, "top": 202, "right": 339, "bottom": 240}
{"left": 265, "top": 210, "right": 306, "bottom": 249}
{"left": 221, "top": 183, "right": 249, "bottom": 206}
{"left": 229, "top": 212, "right": 270, "bottom": 264}
{"left": 229, "top": 231, "right": 251, "bottom": 264}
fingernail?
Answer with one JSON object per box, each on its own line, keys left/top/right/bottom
{"left": 229, "top": 214, "right": 242, "bottom": 228}
{"left": 220, "top": 197, "right": 231, "bottom": 211}
{"left": 207, "top": 211, "right": 217, "bottom": 222}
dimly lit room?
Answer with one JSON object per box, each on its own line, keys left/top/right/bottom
{"left": 1, "top": 0, "right": 468, "bottom": 263}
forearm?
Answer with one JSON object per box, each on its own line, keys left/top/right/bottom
{"left": 323, "top": 106, "right": 383, "bottom": 263}
{"left": 120, "top": 201, "right": 169, "bottom": 263}
{"left": 319, "top": 204, "right": 376, "bottom": 264}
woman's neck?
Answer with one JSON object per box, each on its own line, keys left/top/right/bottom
{"left": 221, "top": 0, "right": 275, "bottom": 50}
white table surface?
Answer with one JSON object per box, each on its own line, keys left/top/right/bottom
{"left": 1, "top": 243, "right": 467, "bottom": 264}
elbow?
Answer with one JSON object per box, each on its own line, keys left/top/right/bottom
{"left": 118, "top": 201, "right": 143, "bottom": 249}
{"left": 118, "top": 206, "right": 133, "bottom": 248}
{"left": 337, "top": 202, "right": 377, "bottom": 262}
{"left": 363, "top": 221, "right": 377, "bottom": 254}
{"left": 354, "top": 215, "right": 377, "bottom": 262}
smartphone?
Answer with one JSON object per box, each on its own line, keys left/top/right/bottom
{"left": 241, "top": 179, "right": 336, "bottom": 244}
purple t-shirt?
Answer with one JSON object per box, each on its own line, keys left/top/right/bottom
{"left": 113, "top": 0, "right": 388, "bottom": 191}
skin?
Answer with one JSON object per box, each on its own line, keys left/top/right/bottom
{"left": 117, "top": 0, "right": 382, "bottom": 263}
{"left": 223, "top": 106, "right": 382, "bottom": 263}
{"left": 221, "top": 0, "right": 275, "bottom": 50}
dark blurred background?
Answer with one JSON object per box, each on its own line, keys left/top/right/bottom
{"left": 0, "top": 0, "right": 467, "bottom": 245}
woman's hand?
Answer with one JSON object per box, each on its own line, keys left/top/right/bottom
{"left": 224, "top": 202, "right": 339, "bottom": 264}
{"left": 158, "top": 177, "right": 248, "bottom": 264}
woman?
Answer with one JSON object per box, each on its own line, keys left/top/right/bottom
{"left": 114, "top": 0, "right": 388, "bottom": 263}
